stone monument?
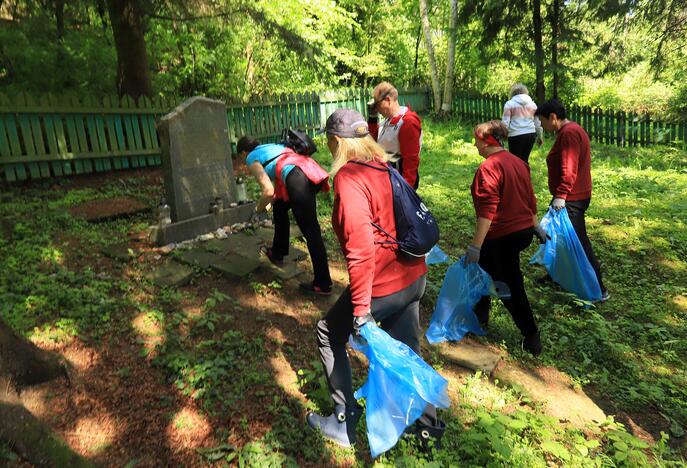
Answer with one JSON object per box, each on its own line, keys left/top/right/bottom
{"left": 156, "top": 96, "right": 255, "bottom": 244}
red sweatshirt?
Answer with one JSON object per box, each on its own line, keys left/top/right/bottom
{"left": 369, "top": 107, "right": 422, "bottom": 188}
{"left": 547, "top": 121, "right": 592, "bottom": 201}
{"left": 471, "top": 150, "right": 537, "bottom": 240}
{"left": 332, "top": 160, "right": 427, "bottom": 316}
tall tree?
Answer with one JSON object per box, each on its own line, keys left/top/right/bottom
{"left": 441, "top": 0, "right": 459, "bottom": 114}
{"left": 419, "top": 0, "right": 441, "bottom": 111}
{"left": 532, "top": 0, "right": 546, "bottom": 101}
{"left": 106, "top": 0, "right": 152, "bottom": 99}
{"left": 548, "top": 0, "right": 562, "bottom": 98}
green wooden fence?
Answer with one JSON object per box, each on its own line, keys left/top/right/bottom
{"left": 2, "top": 88, "right": 681, "bottom": 183}
{"left": 453, "top": 93, "right": 687, "bottom": 149}
{"left": 0, "top": 88, "right": 429, "bottom": 182}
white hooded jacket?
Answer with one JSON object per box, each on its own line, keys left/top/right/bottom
{"left": 502, "top": 94, "right": 543, "bottom": 139}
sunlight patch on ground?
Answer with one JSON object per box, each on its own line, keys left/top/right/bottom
{"left": 167, "top": 406, "right": 212, "bottom": 449}
{"left": 660, "top": 258, "right": 687, "bottom": 273}
{"left": 66, "top": 414, "right": 119, "bottom": 455}
{"left": 672, "top": 294, "right": 687, "bottom": 312}
{"left": 131, "top": 310, "right": 166, "bottom": 358}
{"left": 269, "top": 353, "right": 307, "bottom": 403}
{"left": 63, "top": 345, "right": 100, "bottom": 371}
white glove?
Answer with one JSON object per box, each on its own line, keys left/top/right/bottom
{"left": 465, "top": 245, "right": 480, "bottom": 264}
{"left": 552, "top": 198, "right": 566, "bottom": 211}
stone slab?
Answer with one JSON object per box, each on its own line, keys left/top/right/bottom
{"left": 261, "top": 259, "right": 304, "bottom": 280}
{"left": 157, "top": 202, "right": 256, "bottom": 245}
{"left": 290, "top": 225, "right": 303, "bottom": 239}
{"left": 69, "top": 196, "right": 149, "bottom": 222}
{"left": 284, "top": 246, "right": 308, "bottom": 262}
{"left": 145, "top": 260, "right": 193, "bottom": 288}
{"left": 255, "top": 227, "right": 274, "bottom": 243}
{"left": 438, "top": 340, "right": 502, "bottom": 374}
{"left": 176, "top": 249, "right": 222, "bottom": 269}
{"left": 211, "top": 253, "right": 262, "bottom": 278}
{"left": 100, "top": 243, "right": 135, "bottom": 262}
{"left": 493, "top": 364, "right": 607, "bottom": 427}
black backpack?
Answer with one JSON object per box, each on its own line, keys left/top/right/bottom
{"left": 281, "top": 128, "right": 317, "bottom": 156}
{"left": 353, "top": 162, "right": 440, "bottom": 258}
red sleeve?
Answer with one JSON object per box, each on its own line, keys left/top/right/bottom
{"left": 332, "top": 172, "right": 376, "bottom": 316}
{"left": 471, "top": 163, "right": 501, "bottom": 220}
{"left": 398, "top": 115, "right": 421, "bottom": 187}
{"left": 555, "top": 131, "right": 580, "bottom": 199}
{"left": 368, "top": 118, "right": 379, "bottom": 141}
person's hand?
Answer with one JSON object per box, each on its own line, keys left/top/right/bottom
{"left": 353, "top": 311, "right": 375, "bottom": 336}
{"left": 533, "top": 225, "right": 550, "bottom": 244}
{"left": 464, "top": 245, "right": 480, "bottom": 264}
{"left": 366, "top": 99, "right": 378, "bottom": 120}
{"left": 552, "top": 198, "right": 566, "bottom": 211}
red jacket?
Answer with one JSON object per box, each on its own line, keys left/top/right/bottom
{"left": 471, "top": 150, "right": 537, "bottom": 240}
{"left": 332, "top": 160, "right": 426, "bottom": 316}
{"left": 274, "top": 149, "right": 330, "bottom": 202}
{"left": 369, "top": 107, "right": 422, "bottom": 188}
{"left": 547, "top": 121, "right": 592, "bottom": 201}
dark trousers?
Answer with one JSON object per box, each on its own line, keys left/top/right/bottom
{"left": 315, "top": 275, "right": 438, "bottom": 427}
{"left": 272, "top": 167, "right": 332, "bottom": 288}
{"left": 475, "top": 228, "right": 537, "bottom": 336}
{"left": 565, "top": 198, "right": 605, "bottom": 291}
{"left": 390, "top": 158, "right": 420, "bottom": 189}
{"left": 508, "top": 133, "right": 537, "bottom": 164}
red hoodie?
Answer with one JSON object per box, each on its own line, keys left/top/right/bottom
{"left": 471, "top": 150, "right": 537, "bottom": 240}
{"left": 332, "top": 160, "right": 426, "bottom": 316}
{"left": 547, "top": 121, "right": 592, "bottom": 201}
{"left": 369, "top": 107, "right": 422, "bottom": 188}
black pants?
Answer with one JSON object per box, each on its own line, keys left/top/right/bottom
{"left": 315, "top": 275, "right": 438, "bottom": 427}
{"left": 565, "top": 198, "right": 605, "bottom": 291}
{"left": 390, "top": 158, "right": 420, "bottom": 189}
{"left": 508, "top": 133, "right": 537, "bottom": 164}
{"left": 272, "top": 167, "right": 332, "bottom": 288}
{"left": 475, "top": 228, "right": 537, "bottom": 336}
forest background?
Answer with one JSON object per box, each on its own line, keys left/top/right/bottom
{"left": 0, "top": 0, "right": 685, "bottom": 119}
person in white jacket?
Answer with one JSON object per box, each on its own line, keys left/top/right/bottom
{"left": 501, "top": 84, "right": 543, "bottom": 163}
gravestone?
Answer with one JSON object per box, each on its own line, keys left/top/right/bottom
{"left": 156, "top": 97, "right": 255, "bottom": 244}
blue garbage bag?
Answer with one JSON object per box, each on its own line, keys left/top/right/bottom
{"left": 530, "top": 207, "right": 602, "bottom": 302}
{"left": 425, "top": 257, "right": 496, "bottom": 344}
{"left": 350, "top": 323, "right": 450, "bottom": 458}
{"left": 425, "top": 244, "right": 450, "bottom": 265}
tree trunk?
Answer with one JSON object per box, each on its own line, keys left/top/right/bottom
{"left": 106, "top": 0, "right": 153, "bottom": 99}
{"left": 532, "top": 0, "right": 546, "bottom": 102}
{"left": 419, "top": 0, "right": 441, "bottom": 112}
{"left": 413, "top": 24, "right": 421, "bottom": 85}
{"left": 549, "top": 0, "right": 561, "bottom": 98}
{"left": 441, "top": 0, "right": 458, "bottom": 114}
{"left": 0, "top": 319, "right": 88, "bottom": 466}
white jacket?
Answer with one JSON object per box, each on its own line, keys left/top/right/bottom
{"left": 502, "top": 94, "right": 543, "bottom": 139}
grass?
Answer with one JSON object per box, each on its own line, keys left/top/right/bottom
{"left": 0, "top": 118, "right": 685, "bottom": 466}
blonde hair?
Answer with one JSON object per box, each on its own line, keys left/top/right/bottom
{"left": 373, "top": 81, "right": 399, "bottom": 102}
{"left": 474, "top": 120, "right": 509, "bottom": 142}
{"left": 330, "top": 135, "right": 389, "bottom": 176}
{"left": 509, "top": 83, "right": 529, "bottom": 98}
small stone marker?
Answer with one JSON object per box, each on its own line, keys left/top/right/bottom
{"left": 145, "top": 260, "right": 193, "bottom": 288}
{"left": 100, "top": 242, "right": 136, "bottom": 262}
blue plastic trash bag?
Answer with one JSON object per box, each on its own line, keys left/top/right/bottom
{"left": 530, "top": 207, "right": 602, "bottom": 302}
{"left": 425, "top": 257, "right": 496, "bottom": 344}
{"left": 425, "top": 244, "right": 450, "bottom": 265}
{"left": 350, "top": 323, "right": 450, "bottom": 458}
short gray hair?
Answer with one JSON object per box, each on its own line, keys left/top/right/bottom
{"left": 509, "top": 83, "right": 529, "bottom": 98}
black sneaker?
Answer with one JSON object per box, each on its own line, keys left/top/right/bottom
{"left": 261, "top": 246, "right": 284, "bottom": 267}
{"left": 522, "top": 331, "right": 542, "bottom": 356}
{"left": 597, "top": 289, "right": 610, "bottom": 303}
{"left": 299, "top": 282, "right": 332, "bottom": 296}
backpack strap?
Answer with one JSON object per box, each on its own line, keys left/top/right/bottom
{"left": 349, "top": 161, "right": 399, "bottom": 245}
{"left": 350, "top": 160, "right": 390, "bottom": 172}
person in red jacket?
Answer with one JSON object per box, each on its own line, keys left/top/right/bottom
{"left": 534, "top": 99, "right": 608, "bottom": 301}
{"left": 367, "top": 81, "right": 422, "bottom": 189}
{"left": 465, "top": 120, "right": 548, "bottom": 355}
{"left": 237, "top": 136, "right": 332, "bottom": 295}
{"left": 306, "top": 109, "right": 445, "bottom": 448}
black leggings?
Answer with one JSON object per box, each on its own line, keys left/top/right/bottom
{"left": 565, "top": 198, "right": 605, "bottom": 291}
{"left": 475, "top": 228, "right": 537, "bottom": 336}
{"left": 272, "top": 167, "right": 331, "bottom": 288}
{"left": 508, "top": 133, "right": 537, "bottom": 164}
